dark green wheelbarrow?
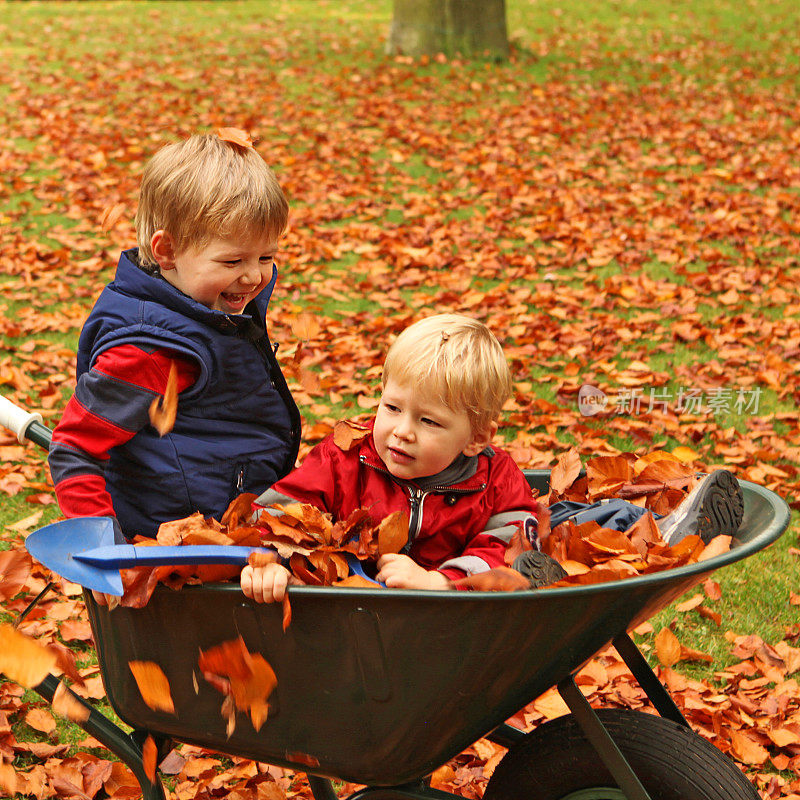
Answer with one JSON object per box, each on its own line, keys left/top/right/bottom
{"left": 1, "top": 396, "right": 791, "bottom": 800}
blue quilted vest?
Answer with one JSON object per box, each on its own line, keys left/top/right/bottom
{"left": 77, "top": 249, "right": 301, "bottom": 538}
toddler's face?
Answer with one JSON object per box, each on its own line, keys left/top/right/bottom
{"left": 157, "top": 232, "right": 278, "bottom": 314}
{"left": 373, "top": 378, "right": 489, "bottom": 481}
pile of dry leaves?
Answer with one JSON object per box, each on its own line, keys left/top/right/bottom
{"left": 532, "top": 447, "right": 734, "bottom": 586}
{"left": 114, "top": 434, "right": 729, "bottom": 603}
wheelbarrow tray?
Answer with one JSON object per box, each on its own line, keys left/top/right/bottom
{"left": 85, "top": 475, "right": 788, "bottom": 787}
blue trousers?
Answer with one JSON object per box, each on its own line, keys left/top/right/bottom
{"left": 547, "top": 498, "right": 658, "bottom": 530}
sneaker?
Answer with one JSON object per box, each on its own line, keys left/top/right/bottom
{"left": 657, "top": 470, "right": 744, "bottom": 546}
{"left": 512, "top": 550, "right": 568, "bottom": 588}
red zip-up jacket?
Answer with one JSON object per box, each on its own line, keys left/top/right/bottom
{"left": 254, "top": 426, "right": 539, "bottom": 580}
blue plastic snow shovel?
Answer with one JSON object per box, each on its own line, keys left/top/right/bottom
{"left": 25, "top": 516, "right": 383, "bottom": 596}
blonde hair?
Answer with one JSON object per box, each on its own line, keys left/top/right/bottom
{"left": 135, "top": 134, "right": 289, "bottom": 267}
{"left": 382, "top": 314, "right": 512, "bottom": 433}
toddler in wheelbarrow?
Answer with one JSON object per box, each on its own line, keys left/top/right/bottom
{"left": 241, "top": 312, "right": 745, "bottom": 602}
{"left": 36, "top": 130, "right": 776, "bottom": 800}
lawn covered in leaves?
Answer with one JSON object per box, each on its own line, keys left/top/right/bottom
{"left": 0, "top": 0, "right": 799, "bottom": 798}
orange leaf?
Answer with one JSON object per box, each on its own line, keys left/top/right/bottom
{"left": 766, "top": 727, "right": 800, "bottom": 748}
{"left": 278, "top": 503, "right": 335, "bottom": 544}
{"left": 148, "top": 361, "right": 178, "bottom": 435}
{"left": 248, "top": 550, "right": 279, "bottom": 569}
{"left": 258, "top": 512, "right": 318, "bottom": 547}
{"left": 332, "top": 419, "right": 371, "bottom": 451}
{"left": 25, "top": 707, "right": 56, "bottom": 734}
{"left": 198, "top": 637, "right": 277, "bottom": 731}
{"left": 586, "top": 455, "right": 633, "bottom": 500}
{"left": 670, "top": 446, "right": 699, "bottom": 464}
{"left": 585, "top": 527, "right": 641, "bottom": 559}
{"left": 729, "top": 730, "right": 769, "bottom": 766}
{"left": 99, "top": 201, "right": 126, "bottom": 232}
{"left": 52, "top": 682, "right": 90, "bottom": 724}
{"left": 454, "top": 567, "right": 530, "bottom": 592}
{"left": 221, "top": 492, "right": 258, "bottom": 529}
{"left": 697, "top": 605, "right": 722, "bottom": 626}
{"left": 307, "top": 550, "right": 349, "bottom": 583}
{"left": 335, "top": 575, "right": 378, "bottom": 588}
{"left": 377, "top": 510, "right": 408, "bottom": 555}
{"left": 697, "top": 535, "right": 731, "bottom": 562}
{"left": 291, "top": 311, "right": 321, "bottom": 340}
{"left": 0, "top": 547, "right": 32, "bottom": 602}
{"left": 217, "top": 127, "right": 253, "bottom": 148}
{"left": 654, "top": 627, "right": 681, "bottom": 667}
{"left": 430, "top": 765, "right": 456, "bottom": 788}
{"left": 632, "top": 450, "right": 681, "bottom": 476}
{"left": 156, "top": 511, "right": 225, "bottom": 545}
{"left": 143, "top": 735, "right": 158, "bottom": 784}
{"left": 675, "top": 593, "right": 703, "bottom": 612}
{"left": 0, "top": 763, "right": 18, "bottom": 797}
{"left": 550, "top": 447, "right": 581, "bottom": 494}
{"left": 560, "top": 559, "right": 591, "bottom": 576}
{"left": 0, "top": 623, "right": 57, "bottom": 688}
{"left": 282, "top": 595, "right": 292, "bottom": 632}
{"left": 678, "top": 644, "right": 713, "bottom": 663}
{"left": 129, "top": 661, "right": 175, "bottom": 714}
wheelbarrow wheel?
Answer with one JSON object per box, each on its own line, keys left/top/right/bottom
{"left": 483, "top": 709, "right": 758, "bottom": 800}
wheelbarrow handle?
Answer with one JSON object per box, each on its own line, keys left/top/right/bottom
{"left": 0, "top": 394, "right": 52, "bottom": 449}
{"left": 75, "top": 544, "right": 274, "bottom": 569}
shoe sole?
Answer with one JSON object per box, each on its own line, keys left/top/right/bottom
{"left": 694, "top": 470, "right": 744, "bottom": 543}
{"left": 512, "top": 550, "right": 568, "bottom": 588}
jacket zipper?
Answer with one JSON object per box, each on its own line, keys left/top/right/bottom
{"left": 407, "top": 486, "right": 427, "bottom": 543}
{"left": 360, "top": 456, "right": 486, "bottom": 547}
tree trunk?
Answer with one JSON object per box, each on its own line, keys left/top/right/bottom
{"left": 387, "top": 0, "right": 509, "bottom": 60}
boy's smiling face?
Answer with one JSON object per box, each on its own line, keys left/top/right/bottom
{"left": 151, "top": 230, "right": 278, "bottom": 314}
{"left": 373, "top": 378, "right": 494, "bottom": 481}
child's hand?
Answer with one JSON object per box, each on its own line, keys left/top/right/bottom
{"left": 241, "top": 562, "right": 293, "bottom": 603}
{"left": 376, "top": 554, "right": 451, "bottom": 590}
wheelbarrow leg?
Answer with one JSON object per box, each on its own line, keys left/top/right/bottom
{"left": 35, "top": 674, "right": 166, "bottom": 800}
{"left": 308, "top": 776, "right": 339, "bottom": 800}
{"left": 613, "top": 632, "right": 690, "bottom": 728}
{"left": 557, "top": 676, "right": 653, "bottom": 800}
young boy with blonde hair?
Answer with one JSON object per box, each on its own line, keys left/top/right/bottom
{"left": 241, "top": 313, "right": 543, "bottom": 602}
{"left": 49, "top": 132, "right": 300, "bottom": 540}
{"left": 240, "top": 311, "right": 746, "bottom": 603}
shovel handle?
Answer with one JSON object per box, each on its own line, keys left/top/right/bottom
{"left": 0, "top": 395, "right": 52, "bottom": 449}
{"left": 75, "top": 544, "right": 273, "bottom": 569}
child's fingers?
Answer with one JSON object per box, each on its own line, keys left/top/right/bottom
{"left": 375, "top": 555, "right": 406, "bottom": 585}
{"left": 271, "top": 567, "right": 290, "bottom": 603}
{"left": 242, "top": 563, "right": 292, "bottom": 604}
{"left": 240, "top": 565, "right": 256, "bottom": 598}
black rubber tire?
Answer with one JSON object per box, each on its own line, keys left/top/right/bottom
{"left": 483, "top": 710, "right": 758, "bottom": 800}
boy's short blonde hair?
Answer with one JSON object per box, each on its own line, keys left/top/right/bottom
{"left": 382, "top": 314, "right": 512, "bottom": 434}
{"left": 135, "top": 134, "right": 289, "bottom": 266}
